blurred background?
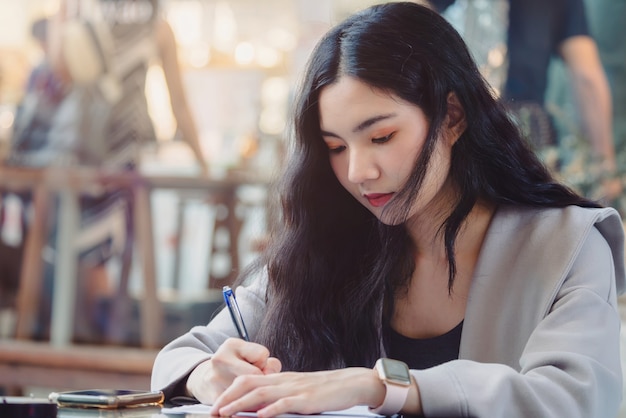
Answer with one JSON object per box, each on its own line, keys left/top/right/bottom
{"left": 0, "top": 0, "right": 391, "bottom": 347}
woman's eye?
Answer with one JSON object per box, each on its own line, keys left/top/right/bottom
{"left": 372, "top": 133, "right": 394, "bottom": 144}
{"left": 328, "top": 145, "right": 346, "bottom": 154}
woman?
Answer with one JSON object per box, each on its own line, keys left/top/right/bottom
{"left": 49, "top": 0, "right": 207, "bottom": 342}
{"left": 151, "top": 3, "right": 625, "bottom": 417}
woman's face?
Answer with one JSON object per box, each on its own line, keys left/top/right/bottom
{"left": 318, "top": 76, "right": 457, "bottom": 225}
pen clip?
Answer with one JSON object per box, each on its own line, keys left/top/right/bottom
{"left": 223, "top": 286, "right": 250, "bottom": 341}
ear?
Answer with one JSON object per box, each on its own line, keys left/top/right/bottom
{"left": 443, "top": 92, "right": 467, "bottom": 145}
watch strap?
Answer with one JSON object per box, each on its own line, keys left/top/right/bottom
{"left": 369, "top": 359, "right": 411, "bottom": 416}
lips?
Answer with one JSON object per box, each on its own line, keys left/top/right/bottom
{"left": 364, "top": 193, "right": 394, "bottom": 207}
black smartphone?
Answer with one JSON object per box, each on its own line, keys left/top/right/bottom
{"left": 48, "top": 389, "right": 164, "bottom": 409}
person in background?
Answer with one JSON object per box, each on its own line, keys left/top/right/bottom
{"left": 53, "top": 0, "right": 208, "bottom": 342}
{"left": 5, "top": 0, "right": 209, "bottom": 343}
{"left": 0, "top": 17, "right": 66, "bottom": 333}
{"left": 151, "top": 3, "right": 624, "bottom": 417}
{"left": 11, "top": 18, "right": 68, "bottom": 156}
{"left": 545, "top": 0, "right": 626, "bottom": 215}
{"left": 99, "top": 0, "right": 207, "bottom": 172}
{"left": 429, "top": 0, "right": 620, "bottom": 204}
{"left": 47, "top": 0, "right": 207, "bottom": 171}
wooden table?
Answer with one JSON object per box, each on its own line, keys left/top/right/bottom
{"left": 0, "top": 165, "right": 269, "bottom": 348}
{"left": 0, "top": 340, "right": 158, "bottom": 392}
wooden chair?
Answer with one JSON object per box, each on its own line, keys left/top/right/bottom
{"left": 0, "top": 166, "right": 162, "bottom": 348}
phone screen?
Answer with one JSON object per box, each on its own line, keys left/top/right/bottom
{"left": 49, "top": 389, "right": 164, "bottom": 409}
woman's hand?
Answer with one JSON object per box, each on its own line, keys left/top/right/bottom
{"left": 211, "top": 367, "right": 385, "bottom": 418}
{"left": 185, "top": 338, "right": 281, "bottom": 405}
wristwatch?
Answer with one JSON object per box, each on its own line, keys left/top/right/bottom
{"left": 369, "top": 358, "right": 411, "bottom": 416}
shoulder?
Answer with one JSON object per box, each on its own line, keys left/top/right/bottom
{"left": 496, "top": 205, "right": 621, "bottom": 238}
{"left": 492, "top": 205, "right": 623, "bottom": 252}
{"left": 153, "top": 17, "right": 176, "bottom": 48}
{"left": 464, "top": 204, "right": 624, "bottom": 363}
{"left": 488, "top": 205, "right": 625, "bottom": 294}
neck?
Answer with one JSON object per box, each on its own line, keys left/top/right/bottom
{"left": 407, "top": 199, "right": 495, "bottom": 265}
{"left": 390, "top": 200, "right": 496, "bottom": 338}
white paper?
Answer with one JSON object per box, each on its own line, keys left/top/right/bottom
{"left": 161, "top": 403, "right": 383, "bottom": 417}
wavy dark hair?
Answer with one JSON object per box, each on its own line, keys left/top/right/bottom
{"left": 249, "top": 2, "right": 598, "bottom": 372}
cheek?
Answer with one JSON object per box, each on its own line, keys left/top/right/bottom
{"left": 388, "top": 145, "right": 420, "bottom": 182}
{"left": 330, "top": 157, "right": 347, "bottom": 185}
{"left": 414, "top": 145, "right": 453, "bottom": 200}
{"left": 330, "top": 157, "right": 358, "bottom": 194}
{"left": 329, "top": 156, "right": 342, "bottom": 180}
{"left": 394, "top": 156, "right": 417, "bottom": 183}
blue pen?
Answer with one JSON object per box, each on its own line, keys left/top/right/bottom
{"left": 223, "top": 286, "right": 250, "bottom": 341}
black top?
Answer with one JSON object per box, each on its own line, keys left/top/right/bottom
{"left": 430, "top": 0, "right": 590, "bottom": 104}
{"left": 383, "top": 321, "right": 463, "bottom": 370}
{"left": 505, "top": 0, "right": 588, "bottom": 104}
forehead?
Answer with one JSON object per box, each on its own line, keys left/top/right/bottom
{"left": 318, "top": 76, "right": 420, "bottom": 130}
{"left": 319, "top": 77, "right": 393, "bottom": 108}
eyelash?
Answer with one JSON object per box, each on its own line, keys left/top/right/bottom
{"left": 372, "top": 133, "right": 394, "bottom": 144}
{"left": 326, "top": 132, "right": 395, "bottom": 154}
{"left": 329, "top": 146, "right": 346, "bottom": 154}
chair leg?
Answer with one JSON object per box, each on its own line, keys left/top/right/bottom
{"left": 106, "top": 193, "right": 135, "bottom": 345}
{"left": 15, "top": 186, "right": 49, "bottom": 340}
{"left": 133, "top": 183, "right": 162, "bottom": 348}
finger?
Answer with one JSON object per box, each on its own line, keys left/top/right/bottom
{"left": 256, "top": 396, "right": 320, "bottom": 418}
{"left": 210, "top": 350, "right": 263, "bottom": 378}
{"left": 262, "top": 357, "right": 282, "bottom": 374}
{"left": 213, "top": 339, "right": 264, "bottom": 373}
{"left": 214, "top": 376, "right": 280, "bottom": 416}
{"left": 186, "top": 359, "right": 230, "bottom": 405}
{"left": 232, "top": 340, "right": 274, "bottom": 371}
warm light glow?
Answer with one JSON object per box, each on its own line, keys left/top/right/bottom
{"left": 0, "top": 109, "right": 15, "bottom": 130}
{"left": 166, "top": 0, "right": 203, "bottom": 47}
{"left": 235, "top": 42, "right": 255, "bottom": 66}
{"left": 259, "top": 77, "right": 290, "bottom": 135}
{"left": 145, "top": 64, "right": 176, "bottom": 142}
{"left": 0, "top": 2, "right": 29, "bottom": 47}
{"left": 488, "top": 44, "right": 506, "bottom": 68}
{"left": 262, "top": 77, "right": 289, "bottom": 104}
{"left": 267, "top": 28, "right": 297, "bottom": 51}
{"left": 259, "top": 108, "right": 286, "bottom": 135}
{"left": 213, "top": 1, "right": 238, "bottom": 52}
{"left": 188, "top": 44, "right": 211, "bottom": 68}
{"left": 256, "top": 46, "right": 281, "bottom": 68}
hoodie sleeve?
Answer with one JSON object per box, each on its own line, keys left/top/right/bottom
{"left": 414, "top": 223, "right": 623, "bottom": 417}
{"left": 150, "top": 271, "right": 268, "bottom": 399}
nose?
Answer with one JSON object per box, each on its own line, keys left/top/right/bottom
{"left": 347, "top": 148, "right": 380, "bottom": 184}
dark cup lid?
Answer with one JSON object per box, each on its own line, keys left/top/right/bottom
{"left": 0, "top": 397, "right": 57, "bottom": 418}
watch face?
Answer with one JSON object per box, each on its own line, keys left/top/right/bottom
{"left": 380, "top": 358, "right": 411, "bottom": 385}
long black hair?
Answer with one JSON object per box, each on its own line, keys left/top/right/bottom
{"left": 250, "top": 2, "right": 598, "bottom": 372}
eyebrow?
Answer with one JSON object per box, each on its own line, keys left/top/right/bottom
{"left": 320, "top": 113, "right": 397, "bottom": 138}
